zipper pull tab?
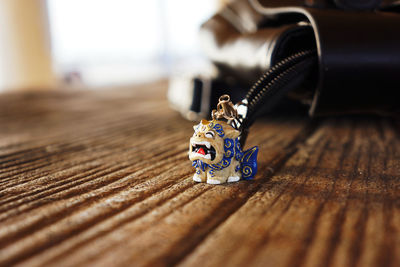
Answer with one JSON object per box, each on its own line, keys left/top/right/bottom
{"left": 235, "top": 99, "right": 249, "bottom": 146}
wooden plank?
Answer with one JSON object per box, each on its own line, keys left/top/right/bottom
{"left": 180, "top": 119, "right": 400, "bottom": 267}
{"left": 0, "top": 82, "right": 398, "bottom": 267}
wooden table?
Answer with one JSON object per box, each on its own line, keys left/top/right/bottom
{"left": 0, "top": 81, "right": 399, "bottom": 267}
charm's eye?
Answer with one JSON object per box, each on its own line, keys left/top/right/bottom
{"left": 205, "top": 131, "right": 215, "bottom": 139}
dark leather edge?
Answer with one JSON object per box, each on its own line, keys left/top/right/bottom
{"left": 252, "top": 0, "right": 400, "bottom": 116}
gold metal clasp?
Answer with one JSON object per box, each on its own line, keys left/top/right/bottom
{"left": 211, "top": 95, "right": 237, "bottom": 121}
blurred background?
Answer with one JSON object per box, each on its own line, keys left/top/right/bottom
{"left": 0, "top": 0, "right": 220, "bottom": 92}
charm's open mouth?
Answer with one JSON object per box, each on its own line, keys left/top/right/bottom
{"left": 191, "top": 141, "right": 216, "bottom": 160}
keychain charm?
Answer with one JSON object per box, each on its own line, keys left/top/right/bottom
{"left": 187, "top": 50, "right": 317, "bottom": 184}
{"left": 189, "top": 95, "right": 258, "bottom": 184}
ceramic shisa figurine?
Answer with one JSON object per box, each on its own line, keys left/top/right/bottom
{"left": 189, "top": 95, "right": 258, "bottom": 184}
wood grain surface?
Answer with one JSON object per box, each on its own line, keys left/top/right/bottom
{"left": 0, "top": 81, "right": 399, "bottom": 267}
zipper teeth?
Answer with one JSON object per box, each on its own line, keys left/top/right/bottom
{"left": 245, "top": 50, "right": 316, "bottom": 101}
{"left": 247, "top": 59, "right": 308, "bottom": 115}
{"left": 242, "top": 49, "right": 317, "bottom": 130}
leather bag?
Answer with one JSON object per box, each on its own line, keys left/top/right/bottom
{"left": 197, "top": 0, "right": 400, "bottom": 116}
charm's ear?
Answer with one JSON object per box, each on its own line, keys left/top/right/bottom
{"left": 201, "top": 119, "right": 209, "bottom": 125}
{"left": 193, "top": 122, "right": 201, "bottom": 132}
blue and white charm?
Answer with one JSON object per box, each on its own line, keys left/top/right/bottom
{"left": 188, "top": 95, "right": 259, "bottom": 184}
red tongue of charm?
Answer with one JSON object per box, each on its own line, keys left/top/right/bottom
{"left": 197, "top": 148, "right": 206, "bottom": 155}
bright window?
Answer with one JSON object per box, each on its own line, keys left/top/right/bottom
{"left": 47, "top": 0, "right": 217, "bottom": 87}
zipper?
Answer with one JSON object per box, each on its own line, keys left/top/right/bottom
{"left": 233, "top": 49, "right": 317, "bottom": 146}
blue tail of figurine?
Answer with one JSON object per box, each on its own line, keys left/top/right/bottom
{"left": 240, "top": 146, "right": 258, "bottom": 180}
